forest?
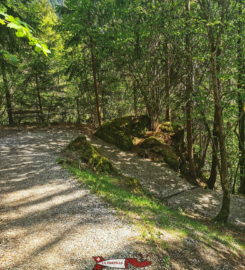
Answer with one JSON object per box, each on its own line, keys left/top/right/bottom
{"left": 0, "top": 0, "right": 244, "bottom": 269}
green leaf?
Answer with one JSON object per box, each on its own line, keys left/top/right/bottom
{"left": 1, "top": 50, "right": 19, "bottom": 64}
{"left": 7, "top": 22, "right": 22, "bottom": 30}
{"left": 206, "top": 20, "right": 222, "bottom": 26}
{"left": 1, "top": 12, "right": 50, "bottom": 56}
{"left": 15, "top": 30, "right": 25, "bottom": 37}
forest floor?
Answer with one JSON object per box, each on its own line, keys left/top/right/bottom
{"left": 0, "top": 128, "right": 153, "bottom": 270}
{"left": 0, "top": 126, "right": 244, "bottom": 270}
{"left": 89, "top": 137, "right": 245, "bottom": 229}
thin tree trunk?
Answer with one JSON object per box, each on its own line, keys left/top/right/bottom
{"left": 35, "top": 74, "right": 44, "bottom": 123}
{"left": 207, "top": 114, "right": 219, "bottom": 189}
{"left": 76, "top": 96, "right": 81, "bottom": 124}
{"left": 133, "top": 84, "right": 138, "bottom": 117}
{"left": 90, "top": 37, "right": 101, "bottom": 127}
{"left": 237, "top": 0, "right": 245, "bottom": 194}
{"left": 207, "top": 44, "right": 221, "bottom": 190}
{"left": 101, "top": 87, "right": 106, "bottom": 120}
{"left": 141, "top": 89, "right": 157, "bottom": 130}
{"left": 1, "top": 61, "right": 13, "bottom": 125}
{"left": 185, "top": 0, "right": 196, "bottom": 178}
{"left": 165, "top": 43, "right": 171, "bottom": 121}
{"left": 208, "top": 27, "right": 230, "bottom": 222}
{"left": 237, "top": 81, "right": 245, "bottom": 195}
{"left": 150, "top": 113, "right": 159, "bottom": 131}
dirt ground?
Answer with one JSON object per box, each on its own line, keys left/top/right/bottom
{"left": 0, "top": 127, "right": 244, "bottom": 270}
{"left": 0, "top": 128, "right": 155, "bottom": 270}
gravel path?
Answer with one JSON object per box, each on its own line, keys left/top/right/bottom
{"left": 90, "top": 138, "right": 193, "bottom": 199}
{"left": 0, "top": 129, "right": 152, "bottom": 270}
{"left": 90, "top": 137, "right": 245, "bottom": 229}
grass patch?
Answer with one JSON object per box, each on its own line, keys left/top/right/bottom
{"left": 67, "top": 166, "right": 245, "bottom": 255}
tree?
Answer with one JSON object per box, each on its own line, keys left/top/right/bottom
{"left": 0, "top": 10, "right": 50, "bottom": 55}
{"left": 0, "top": 2, "right": 50, "bottom": 124}
{"left": 185, "top": 0, "right": 196, "bottom": 179}
{"left": 198, "top": 0, "right": 231, "bottom": 222}
{"left": 59, "top": 0, "right": 116, "bottom": 126}
{"left": 236, "top": 0, "right": 245, "bottom": 194}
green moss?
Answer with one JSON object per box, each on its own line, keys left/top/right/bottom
{"left": 138, "top": 137, "right": 180, "bottom": 170}
{"left": 140, "top": 136, "right": 163, "bottom": 148}
{"left": 120, "top": 175, "right": 144, "bottom": 194}
{"left": 124, "top": 115, "right": 150, "bottom": 137}
{"left": 95, "top": 125, "right": 133, "bottom": 151}
{"left": 155, "top": 144, "right": 180, "bottom": 170}
{"left": 108, "top": 115, "right": 150, "bottom": 136}
{"left": 95, "top": 115, "right": 150, "bottom": 151}
{"left": 160, "top": 121, "right": 183, "bottom": 133}
{"left": 62, "top": 135, "right": 116, "bottom": 173}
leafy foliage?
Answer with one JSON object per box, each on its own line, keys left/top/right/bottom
{"left": 0, "top": 0, "right": 244, "bottom": 222}
{"left": 0, "top": 11, "right": 50, "bottom": 55}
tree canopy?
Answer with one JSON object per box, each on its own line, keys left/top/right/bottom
{"left": 0, "top": 0, "right": 244, "bottom": 223}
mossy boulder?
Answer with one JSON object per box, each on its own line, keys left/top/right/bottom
{"left": 140, "top": 136, "right": 163, "bottom": 148}
{"left": 111, "top": 115, "right": 150, "bottom": 137}
{"left": 159, "top": 122, "right": 184, "bottom": 143}
{"left": 158, "top": 121, "right": 185, "bottom": 155}
{"left": 62, "top": 135, "right": 116, "bottom": 173}
{"left": 138, "top": 137, "right": 180, "bottom": 170}
{"left": 95, "top": 115, "right": 150, "bottom": 151}
{"left": 159, "top": 121, "right": 182, "bottom": 133}
{"left": 95, "top": 124, "right": 133, "bottom": 151}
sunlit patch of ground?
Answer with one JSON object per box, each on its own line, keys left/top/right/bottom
{"left": 0, "top": 129, "right": 154, "bottom": 270}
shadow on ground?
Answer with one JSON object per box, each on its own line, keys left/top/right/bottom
{"left": 0, "top": 128, "right": 244, "bottom": 270}
{"left": 90, "top": 136, "right": 245, "bottom": 229}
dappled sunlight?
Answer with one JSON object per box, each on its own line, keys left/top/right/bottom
{"left": 0, "top": 129, "right": 148, "bottom": 270}
{"left": 90, "top": 137, "right": 245, "bottom": 228}
{"left": 72, "top": 167, "right": 245, "bottom": 268}
{"left": 0, "top": 187, "right": 87, "bottom": 222}
{"left": 164, "top": 236, "right": 238, "bottom": 270}
{"left": 163, "top": 229, "right": 187, "bottom": 240}
{"left": 2, "top": 218, "right": 140, "bottom": 270}
{"left": 167, "top": 188, "right": 245, "bottom": 227}
{"left": 139, "top": 221, "right": 244, "bottom": 270}
{"left": 1, "top": 129, "right": 244, "bottom": 269}
{"left": 91, "top": 137, "right": 192, "bottom": 199}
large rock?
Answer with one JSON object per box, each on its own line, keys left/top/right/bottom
{"left": 61, "top": 135, "right": 116, "bottom": 173}
{"left": 95, "top": 115, "right": 150, "bottom": 151}
{"left": 137, "top": 136, "right": 180, "bottom": 170}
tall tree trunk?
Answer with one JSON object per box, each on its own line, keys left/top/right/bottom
{"left": 141, "top": 89, "right": 158, "bottom": 130}
{"left": 133, "top": 84, "right": 138, "bottom": 117}
{"left": 35, "top": 74, "right": 44, "bottom": 123}
{"left": 1, "top": 61, "right": 13, "bottom": 125}
{"left": 76, "top": 96, "right": 81, "bottom": 124}
{"left": 90, "top": 37, "right": 102, "bottom": 127}
{"left": 237, "top": 0, "right": 245, "bottom": 194}
{"left": 147, "top": 102, "right": 159, "bottom": 131}
{"left": 198, "top": 0, "right": 231, "bottom": 221}
{"left": 150, "top": 112, "right": 159, "bottom": 131}
{"left": 185, "top": 0, "right": 196, "bottom": 178}
{"left": 207, "top": 111, "right": 219, "bottom": 189}
{"left": 207, "top": 46, "right": 221, "bottom": 190}
{"left": 165, "top": 43, "right": 171, "bottom": 121}
{"left": 208, "top": 29, "right": 230, "bottom": 222}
